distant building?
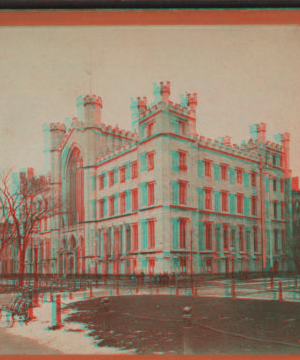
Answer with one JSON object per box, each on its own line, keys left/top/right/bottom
{"left": 0, "top": 82, "right": 294, "bottom": 275}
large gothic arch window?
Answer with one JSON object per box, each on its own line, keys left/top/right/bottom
{"left": 66, "top": 147, "right": 84, "bottom": 226}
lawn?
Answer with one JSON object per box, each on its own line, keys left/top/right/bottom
{"left": 64, "top": 295, "right": 300, "bottom": 355}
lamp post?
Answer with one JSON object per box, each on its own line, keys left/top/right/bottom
{"left": 190, "top": 230, "right": 193, "bottom": 282}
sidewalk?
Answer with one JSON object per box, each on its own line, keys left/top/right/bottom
{"left": 0, "top": 327, "right": 61, "bottom": 355}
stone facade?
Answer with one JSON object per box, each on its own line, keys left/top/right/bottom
{"left": 0, "top": 82, "right": 294, "bottom": 275}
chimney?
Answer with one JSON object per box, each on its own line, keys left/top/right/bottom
{"left": 282, "top": 132, "right": 291, "bottom": 178}
{"left": 249, "top": 124, "right": 258, "bottom": 141}
{"left": 27, "top": 168, "right": 34, "bottom": 180}
{"left": 160, "top": 81, "right": 170, "bottom": 104}
{"left": 137, "top": 97, "right": 147, "bottom": 116}
{"left": 292, "top": 176, "right": 299, "bottom": 191}
{"left": 187, "top": 93, "right": 197, "bottom": 118}
{"left": 258, "top": 122, "right": 267, "bottom": 143}
{"left": 153, "top": 82, "right": 161, "bottom": 103}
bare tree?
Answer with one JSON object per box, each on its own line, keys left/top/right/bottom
{"left": 0, "top": 168, "right": 52, "bottom": 284}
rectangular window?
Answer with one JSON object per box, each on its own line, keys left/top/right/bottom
{"left": 206, "top": 223, "right": 212, "bottom": 250}
{"left": 179, "top": 219, "right": 186, "bottom": 248}
{"left": 109, "top": 196, "right": 115, "bottom": 216}
{"left": 221, "top": 164, "right": 228, "bottom": 180}
{"left": 254, "top": 227, "right": 258, "bottom": 252}
{"left": 147, "top": 151, "right": 155, "bottom": 171}
{"left": 205, "top": 189, "right": 212, "bottom": 210}
{"left": 273, "top": 178, "right": 277, "bottom": 192}
{"left": 120, "top": 192, "right": 126, "bottom": 214}
{"left": 223, "top": 224, "right": 229, "bottom": 250}
{"left": 99, "top": 199, "right": 104, "bottom": 218}
{"left": 251, "top": 196, "right": 257, "bottom": 216}
{"left": 120, "top": 166, "right": 125, "bottom": 183}
{"left": 274, "top": 229, "right": 279, "bottom": 252}
{"left": 239, "top": 226, "right": 244, "bottom": 251}
{"left": 237, "top": 193, "right": 244, "bottom": 214}
{"left": 221, "top": 191, "right": 228, "bottom": 212}
{"left": 251, "top": 172, "right": 256, "bottom": 187}
{"left": 281, "top": 179, "right": 284, "bottom": 193}
{"left": 99, "top": 175, "right": 104, "bottom": 190}
{"left": 179, "top": 181, "right": 187, "bottom": 205}
{"left": 148, "top": 219, "right": 155, "bottom": 249}
{"left": 273, "top": 155, "right": 276, "bottom": 167}
{"left": 109, "top": 171, "right": 114, "bottom": 187}
{"left": 229, "top": 168, "right": 236, "bottom": 185}
{"left": 140, "top": 153, "right": 147, "bottom": 172}
{"left": 147, "top": 122, "right": 154, "bottom": 137}
{"left": 132, "top": 161, "right": 138, "bottom": 179}
{"left": 132, "top": 223, "right": 138, "bottom": 251}
{"left": 148, "top": 182, "right": 155, "bottom": 206}
{"left": 243, "top": 172, "right": 249, "bottom": 188}
{"left": 237, "top": 168, "right": 243, "bottom": 184}
{"left": 281, "top": 201, "right": 285, "bottom": 219}
{"left": 205, "top": 160, "right": 212, "bottom": 177}
{"left": 179, "top": 151, "right": 187, "bottom": 171}
{"left": 132, "top": 188, "right": 138, "bottom": 211}
{"left": 273, "top": 201, "right": 277, "bottom": 219}
{"left": 140, "top": 183, "right": 147, "bottom": 207}
{"left": 179, "top": 121, "right": 186, "bottom": 135}
{"left": 198, "top": 160, "right": 204, "bottom": 177}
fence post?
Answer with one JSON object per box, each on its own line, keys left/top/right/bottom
{"left": 182, "top": 306, "right": 193, "bottom": 355}
{"left": 231, "top": 280, "right": 236, "bottom": 299}
{"left": 50, "top": 294, "right": 61, "bottom": 329}
{"left": 270, "top": 274, "right": 273, "bottom": 289}
{"left": 116, "top": 282, "right": 119, "bottom": 296}
{"left": 101, "top": 297, "right": 110, "bottom": 334}
{"left": 89, "top": 285, "right": 93, "bottom": 299}
{"left": 176, "top": 286, "right": 179, "bottom": 296}
{"left": 278, "top": 281, "right": 283, "bottom": 302}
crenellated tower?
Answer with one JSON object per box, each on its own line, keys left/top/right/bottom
{"left": 77, "top": 95, "right": 103, "bottom": 127}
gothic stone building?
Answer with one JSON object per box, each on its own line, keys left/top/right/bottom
{"left": 27, "top": 82, "right": 293, "bottom": 275}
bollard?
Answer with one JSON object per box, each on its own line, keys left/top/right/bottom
{"left": 176, "top": 287, "right": 179, "bottom": 296}
{"left": 101, "top": 297, "right": 110, "bottom": 334}
{"left": 50, "top": 294, "right": 61, "bottom": 329}
{"left": 156, "top": 287, "right": 159, "bottom": 295}
{"left": 136, "top": 286, "right": 139, "bottom": 295}
{"left": 194, "top": 286, "right": 197, "bottom": 296}
{"left": 231, "top": 281, "right": 236, "bottom": 299}
{"left": 89, "top": 286, "right": 93, "bottom": 299}
{"left": 182, "top": 306, "right": 193, "bottom": 354}
{"left": 150, "top": 286, "right": 152, "bottom": 295}
{"left": 278, "top": 281, "right": 283, "bottom": 302}
{"left": 69, "top": 291, "right": 73, "bottom": 300}
{"left": 116, "top": 282, "right": 119, "bottom": 296}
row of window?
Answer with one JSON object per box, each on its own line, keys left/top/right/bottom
{"left": 171, "top": 219, "right": 285, "bottom": 253}
{"left": 93, "top": 152, "right": 155, "bottom": 191}
{"left": 198, "top": 189, "right": 285, "bottom": 219}
{"left": 93, "top": 182, "right": 155, "bottom": 219}
{"left": 198, "top": 160, "right": 284, "bottom": 192}
{"left": 204, "top": 224, "right": 285, "bottom": 253}
{"left": 97, "top": 220, "right": 156, "bottom": 255}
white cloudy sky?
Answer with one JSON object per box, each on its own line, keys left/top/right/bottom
{"left": 0, "top": 25, "right": 299, "bottom": 176}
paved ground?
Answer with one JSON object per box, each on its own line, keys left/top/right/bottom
{"left": 1, "top": 277, "right": 300, "bottom": 355}
{"left": 0, "top": 327, "right": 61, "bottom": 355}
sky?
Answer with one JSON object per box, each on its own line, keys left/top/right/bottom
{"left": 0, "top": 25, "right": 300, "bottom": 176}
